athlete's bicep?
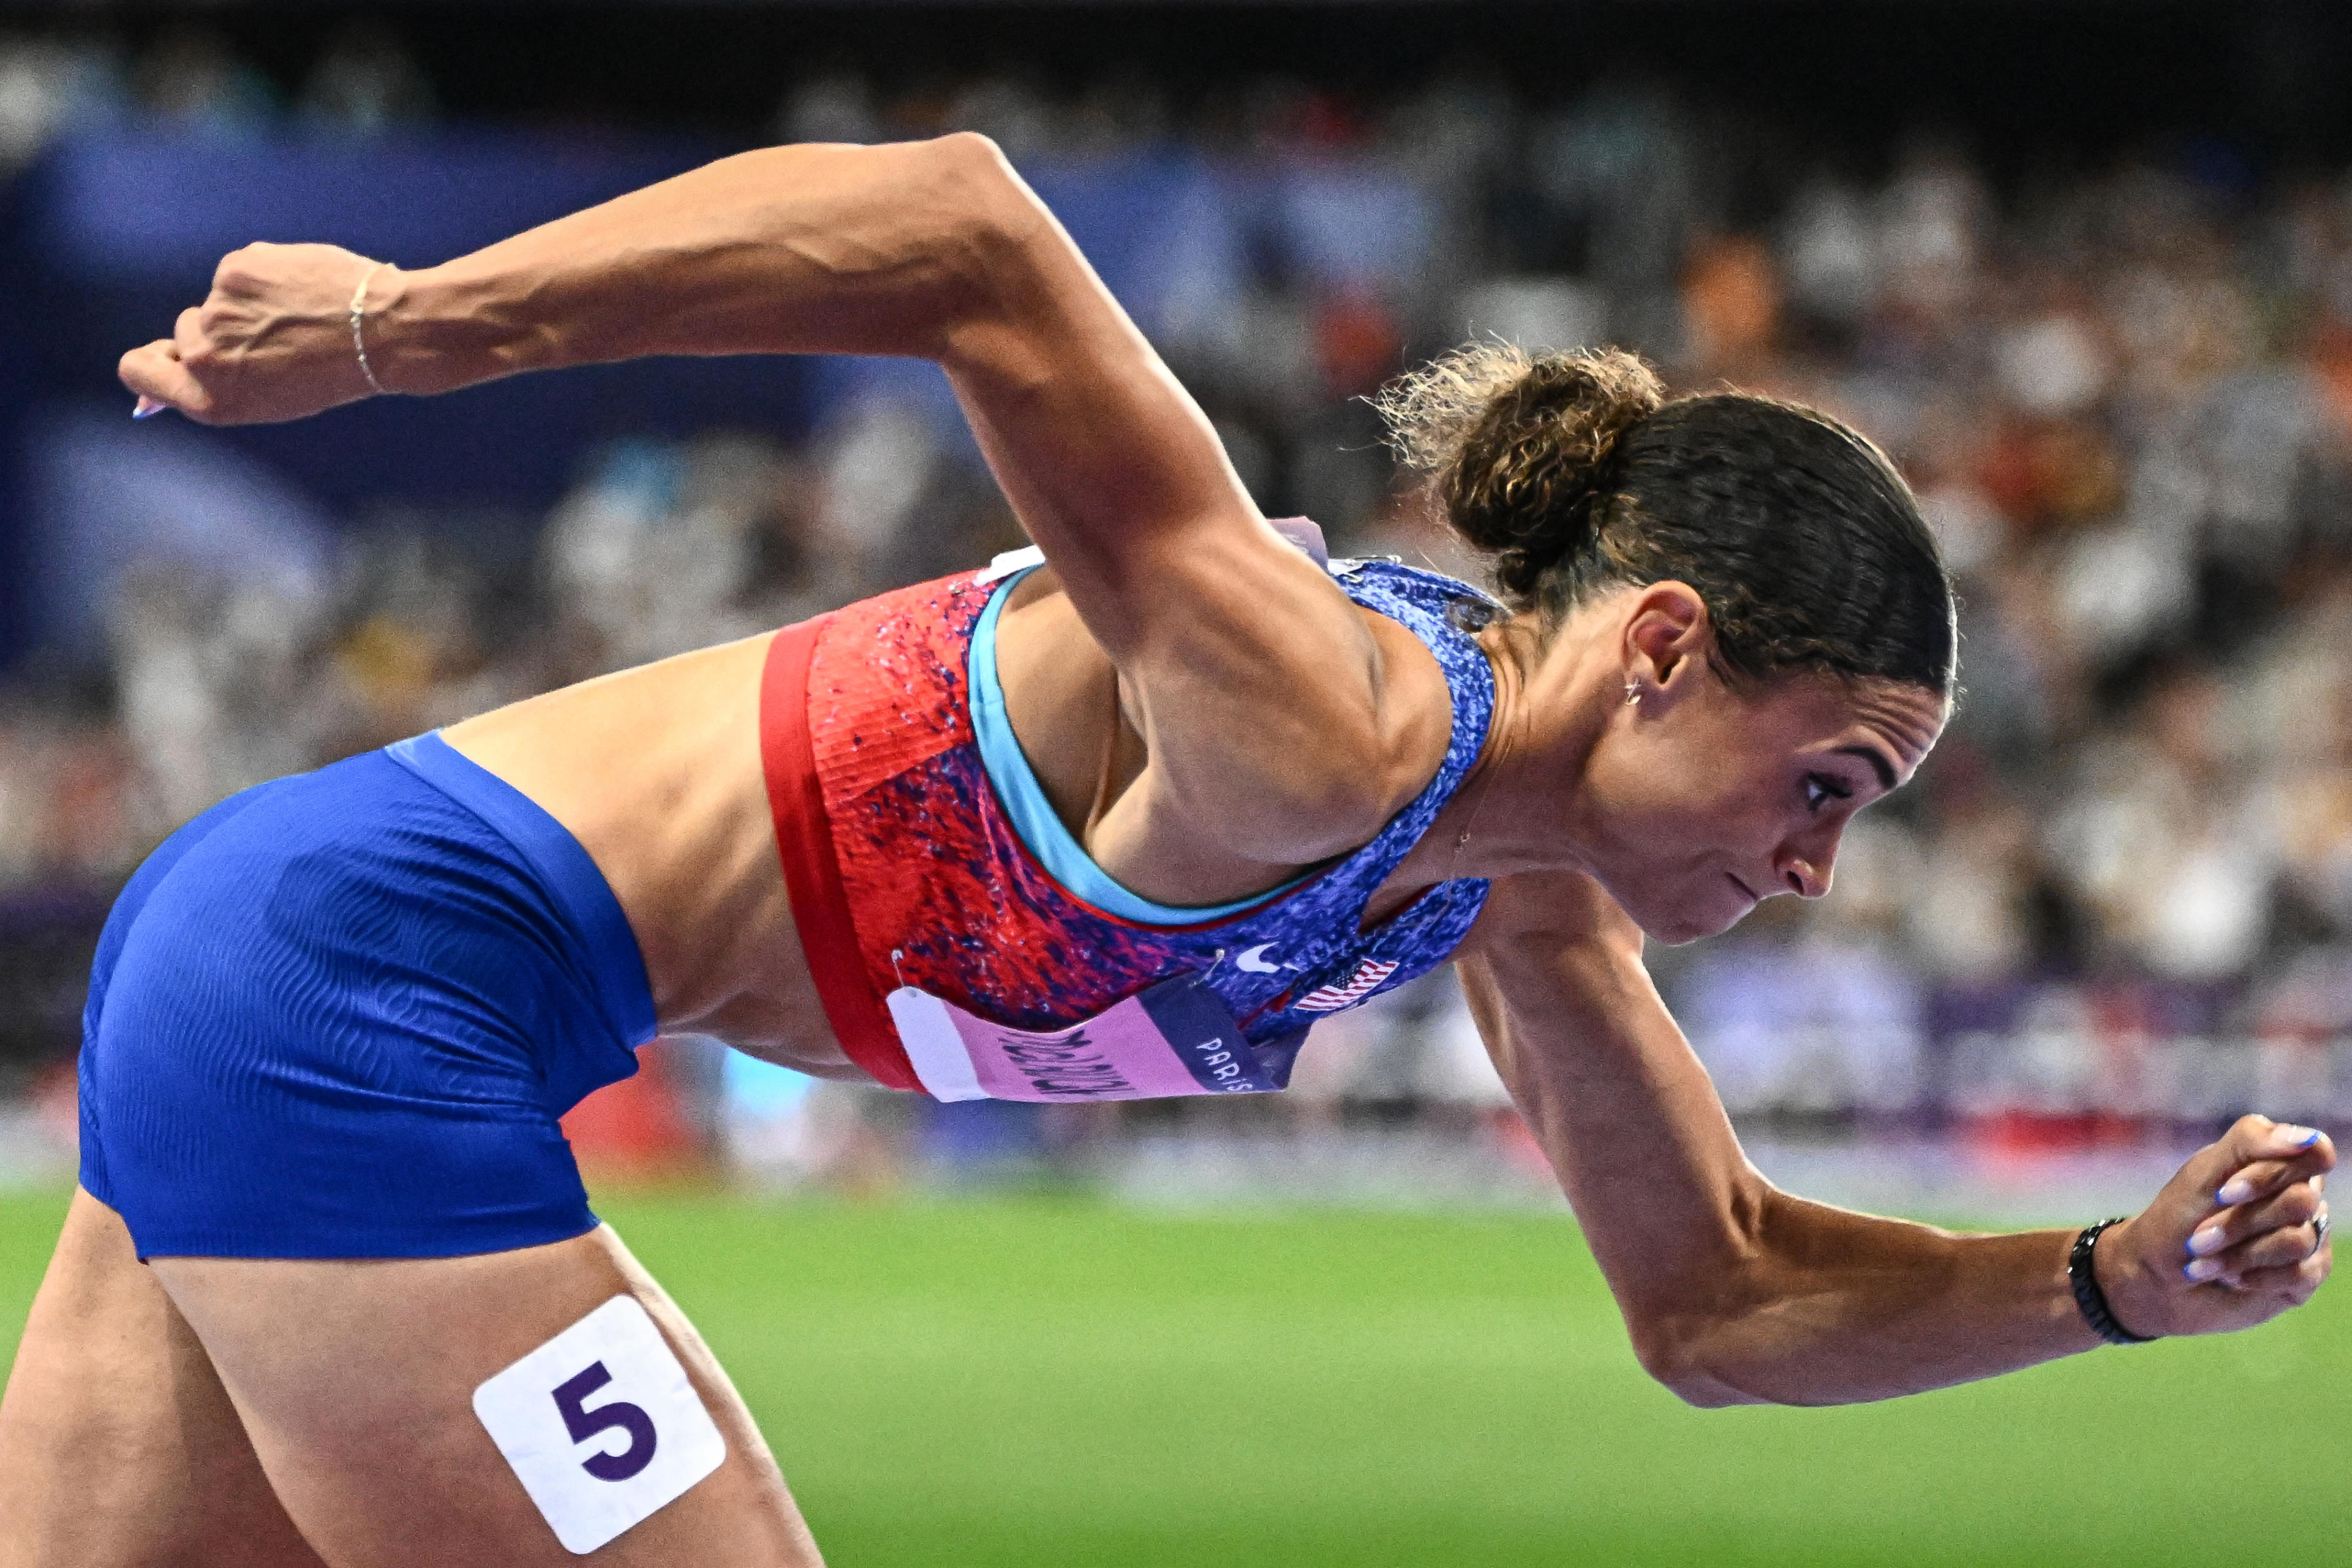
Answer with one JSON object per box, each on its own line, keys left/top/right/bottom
{"left": 1456, "top": 874, "right": 1766, "bottom": 1321}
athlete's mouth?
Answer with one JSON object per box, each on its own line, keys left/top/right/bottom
{"left": 1726, "top": 872, "right": 1760, "bottom": 905}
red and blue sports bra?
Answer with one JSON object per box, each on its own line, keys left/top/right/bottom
{"left": 759, "top": 523, "right": 1498, "bottom": 1102}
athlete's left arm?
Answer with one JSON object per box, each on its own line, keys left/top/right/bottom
{"left": 1456, "top": 869, "right": 2334, "bottom": 1406}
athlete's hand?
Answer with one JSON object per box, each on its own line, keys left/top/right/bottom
{"left": 119, "top": 243, "right": 395, "bottom": 425}
{"left": 2094, "top": 1114, "right": 2332, "bottom": 1340}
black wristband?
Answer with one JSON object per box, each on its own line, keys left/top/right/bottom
{"left": 2069, "top": 1218, "right": 2155, "bottom": 1346}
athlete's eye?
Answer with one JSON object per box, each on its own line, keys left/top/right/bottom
{"left": 1804, "top": 774, "right": 1852, "bottom": 813}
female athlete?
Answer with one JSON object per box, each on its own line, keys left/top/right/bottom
{"left": 0, "top": 134, "right": 2333, "bottom": 1566}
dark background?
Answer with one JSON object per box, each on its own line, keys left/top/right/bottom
{"left": 14, "top": 3, "right": 2345, "bottom": 162}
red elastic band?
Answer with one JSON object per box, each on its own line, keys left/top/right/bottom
{"left": 759, "top": 618, "right": 921, "bottom": 1091}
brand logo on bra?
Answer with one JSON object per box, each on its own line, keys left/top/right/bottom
{"left": 1294, "top": 959, "right": 1400, "bottom": 1012}
{"left": 1235, "top": 944, "right": 1289, "bottom": 974}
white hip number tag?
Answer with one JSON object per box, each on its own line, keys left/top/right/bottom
{"left": 472, "top": 1295, "right": 728, "bottom": 1555}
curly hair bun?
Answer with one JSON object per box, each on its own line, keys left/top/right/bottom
{"left": 1375, "top": 344, "right": 1664, "bottom": 599}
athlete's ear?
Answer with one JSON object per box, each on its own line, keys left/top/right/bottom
{"left": 1621, "top": 581, "right": 1711, "bottom": 703}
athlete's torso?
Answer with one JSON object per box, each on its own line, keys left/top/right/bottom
{"left": 786, "top": 538, "right": 1498, "bottom": 1093}
{"left": 447, "top": 535, "right": 1502, "bottom": 1090}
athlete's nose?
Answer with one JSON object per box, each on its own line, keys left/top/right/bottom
{"left": 1775, "top": 829, "right": 1839, "bottom": 899}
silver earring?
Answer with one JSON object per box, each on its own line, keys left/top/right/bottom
{"left": 1624, "top": 678, "right": 1642, "bottom": 706}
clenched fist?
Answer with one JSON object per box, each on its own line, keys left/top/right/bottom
{"left": 118, "top": 243, "right": 396, "bottom": 426}
{"left": 2097, "top": 1114, "right": 2334, "bottom": 1339}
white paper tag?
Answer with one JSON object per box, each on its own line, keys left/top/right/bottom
{"left": 472, "top": 1295, "right": 728, "bottom": 1555}
{"left": 974, "top": 543, "right": 1046, "bottom": 583}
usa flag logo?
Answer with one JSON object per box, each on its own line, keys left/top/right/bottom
{"left": 1294, "top": 959, "right": 1400, "bottom": 1012}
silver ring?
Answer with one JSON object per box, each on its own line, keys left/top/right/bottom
{"left": 2314, "top": 1210, "right": 2331, "bottom": 1255}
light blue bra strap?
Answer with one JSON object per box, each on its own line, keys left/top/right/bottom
{"left": 968, "top": 567, "right": 1303, "bottom": 926}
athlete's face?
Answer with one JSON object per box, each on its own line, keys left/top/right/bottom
{"left": 1574, "top": 657, "right": 1947, "bottom": 946}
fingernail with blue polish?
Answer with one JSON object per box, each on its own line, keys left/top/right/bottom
{"left": 2218, "top": 1178, "right": 2254, "bottom": 1205}
{"left": 2185, "top": 1257, "right": 2225, "bottom": 1283}
{"left": 131, "top": 404, "right": 159, "bottom": 420}
{"left": 2299, "top": 1129, "right": 2324, "bottom": 1147}
{"left": 2188, "top": 1225, "right": 2228, "bottom": 1256}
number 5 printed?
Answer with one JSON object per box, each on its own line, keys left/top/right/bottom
{"left": 552, "top": 1361, "right": 659, "bottom": 1481}
{"left": 475, "top": 1296, "right": 728, "bottom": 1554}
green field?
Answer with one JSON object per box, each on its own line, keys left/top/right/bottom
{"left": 2, "top": 1185, "right": 2343, "bottom": 1566}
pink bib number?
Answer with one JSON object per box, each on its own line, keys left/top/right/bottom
{"left": 885, "top": 973, "right": 1280, "bottom": 1103}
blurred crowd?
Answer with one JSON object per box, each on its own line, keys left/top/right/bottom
{"left": 6, "top": 23, "right": 2352, "bottom": 1148}
{"left": 0, "top": 22, "right": 432, "bottom": 162}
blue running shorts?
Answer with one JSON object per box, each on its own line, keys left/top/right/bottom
{"left": 77, "top": 733, "right": 657, "bottom": 1259}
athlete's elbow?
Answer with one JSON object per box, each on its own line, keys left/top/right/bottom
{"left": 920, "top": 129, "right": 1018, "bottom": 222}
{"left": 1627, "top": 1315, "right": 1769, "bottom": 1409}
{"left": 1629, "top": 1314, "right": 1724, "bottom": 1406}
{"left": 912, "top": 133, "right": 1054, "bottom": 337}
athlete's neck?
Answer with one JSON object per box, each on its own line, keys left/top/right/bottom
{"left": 1374, "top": 612, "right": 1615, "bottom": 900}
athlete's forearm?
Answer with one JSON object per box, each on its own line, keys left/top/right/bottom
{"left": 1474, "top": 966, "right": 2094, "bottom": 1406}
{"left": 1461, "top": 878, "right": 2101, "bottom": 1408}
{"left": 1467, "top": 875, "right": 2329, "bottom": 1409}
{"left": 369, "top": 135, "right": 1042, "bottom": 395}
{"left": 1642, "top": 1197, "right": 2093, "bottom": 1406}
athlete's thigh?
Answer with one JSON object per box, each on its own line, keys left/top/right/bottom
{"left": 0, "top": 1188, "right": 327, "bottom": 1568}
{"left": 149, "top": 1224, "right": 823, "bottom": 1568}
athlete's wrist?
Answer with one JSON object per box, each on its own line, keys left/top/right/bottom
{"left": 368, "top": 259, "right": 560, "bottom": 394}
{"left": 2086, "top": 1215, "right": 2166, "bottom": 1343}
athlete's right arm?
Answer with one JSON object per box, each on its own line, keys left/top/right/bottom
{"left": 117, "top": 137, "right": 1051, "bottom": 420}
{"left": 119, "top": 134, "right": 1451, "bottom": 870}
{"left": 1458, "top": 869, "right": 2334, "bottom": 1406}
